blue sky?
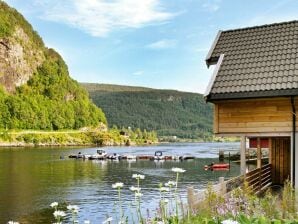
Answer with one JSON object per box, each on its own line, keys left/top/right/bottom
{"left": 3, "top": 0, "right": 298, "bottom": 93}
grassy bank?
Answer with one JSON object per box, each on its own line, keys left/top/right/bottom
{"left": 0, "top": 128, "right": 158, "bottom": 147}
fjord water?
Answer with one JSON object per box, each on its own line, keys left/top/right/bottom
{"left": 0, "top": 143, "right": 240, "bottom": 223}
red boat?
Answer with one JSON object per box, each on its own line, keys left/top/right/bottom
{"left": 204, "top": 163, "right": 230, "bottom": 170}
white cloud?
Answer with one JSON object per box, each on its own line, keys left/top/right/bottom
{"left": 33, "top": 0, "right": 175, "bottom": 37}
{"left": 133, "top": 70, "right": 144, "bottom": 76}
{"left": 202, "top": 0, "right": 221, "bottom": 12}
{"left": 146, "top": 39, "right": 177, "bottom": 49}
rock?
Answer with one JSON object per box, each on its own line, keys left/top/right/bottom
{"left": 0, "top": 27, "right": 45, "bottom": 93}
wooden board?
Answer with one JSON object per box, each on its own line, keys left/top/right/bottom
{"left": 270, "top": 137, "right": 290, "bottom": 185}
{"left": 214, "top": 97, "right": 295, "bottom": 134}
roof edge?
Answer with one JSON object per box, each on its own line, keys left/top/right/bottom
{"left": 204, "top": 53, "right": 225, "bottom": 99}
{"left": 205, "top": 30, "right": 222, "bottom": 67}
{"left": 222, "top": 20, "right": 298, "bottom": 34}
{"left": 206, "top": 89, "right": 298, "bottom": 102}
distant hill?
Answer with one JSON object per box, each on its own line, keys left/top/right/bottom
{"left": 81, "top": 83, "right": 213, "bottom": 140}
{"left": 0, "top": 2, "right": 106, "bottom": 130}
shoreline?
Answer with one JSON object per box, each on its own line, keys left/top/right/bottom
{"left": 0, "top": 140, "right": 158, "bottom": 148}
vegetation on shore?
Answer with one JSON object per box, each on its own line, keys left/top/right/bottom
{"left": 0, "top": 127, "right": 157, "bottom": 146}
{"left": 82, "top": 83, "right": 213, "bottom": 141}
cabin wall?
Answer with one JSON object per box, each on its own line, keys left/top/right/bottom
{"left": 213, "top": 97, "right": 297, "bottom": 135}
{"left": 271, "top": 137, "right": 291, "bottom": 184}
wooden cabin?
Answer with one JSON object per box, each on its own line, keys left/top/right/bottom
{"left": 204, "top": 21, "right": 298, "bottom": 187}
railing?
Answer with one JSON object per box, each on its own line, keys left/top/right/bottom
{"left": 188, "top": 164, "right": 272, "bottom": 209}
{"left": 245, "top": 163, "right": 272, "bottom": 193}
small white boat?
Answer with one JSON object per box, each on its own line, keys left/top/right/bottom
{"left": 89, "top": 150, "right": 107, "bottom": 160}
{"left": 121, "top": 154, "right": 137, "bottom": 160}
{"left": 172, "top": 155, "right": 181, "bottom": 160}
{"left": 69, "top": 152, "right": 84, "bottom": 159}
{"left": 152, "top": 151, "right": 165, "bottom": 160}
{"left": 107, "top": 153, "right": 121, "bottom": 160}
{"left": 83, "top": 154, "right": 92, "bottom": 159}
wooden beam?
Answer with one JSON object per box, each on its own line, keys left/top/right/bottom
{"left": 240, "top": 136, "right": 246, "bottom": 175}
{"left": 214, "top": 104, "right": 219, "bottom": 134}
{"left": 257, "top": 137, "right": 262, "bottom": 168}
{"left": 269, "top": 138, "right": 272, "bottom": 164}
{"left": 214, "top": 132, "right": 291, "bottom": 137}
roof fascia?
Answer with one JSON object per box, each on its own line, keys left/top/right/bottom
{"left": 207, "top": 89, "right": 298, "bottom": 101}
{"left": 204, "top": 53, "right": 225, "bottom": 98}
{"left": 205, "top": 30, "right": 222, "bottom": 67}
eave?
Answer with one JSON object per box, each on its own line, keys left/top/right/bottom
{"left": 206, "top": 88, "right": 298, "bottom": 102}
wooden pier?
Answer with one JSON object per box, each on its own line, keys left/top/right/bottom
{"left": 188, "top": 163, "right": 273, "bottom": 209}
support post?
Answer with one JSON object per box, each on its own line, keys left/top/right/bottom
{"left": 257, "top": 137, "right": 262, "bottom": 169}
{"left": 268, "top": 138, "right": 272, "bottom": 164}
{"left": 219, "top": 177, "right": 226, "bottom": 194}
{"left": 187, "top": 186, "right": 195, "bottom": 210}
{"left": 240, "top": 136, "right": 246, "bottom": 175}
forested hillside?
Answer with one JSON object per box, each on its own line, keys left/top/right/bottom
{"left": 82, "top": 83, "right": 213, "bottom": 140}
{"left": 0, "top": 1, "right": 106, "bottom": 130}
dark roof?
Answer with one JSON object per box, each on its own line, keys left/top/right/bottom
{"left": 205, "top": 20, "right": 298, "bottom": 101}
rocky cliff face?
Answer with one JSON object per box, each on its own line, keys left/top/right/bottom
{"left": 0, "top": 1, "right": 106, "bottom": 130}
{"left": 0, "top": 27, "right": 44, "bottom": 92}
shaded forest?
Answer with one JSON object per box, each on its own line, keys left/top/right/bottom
{"left": 82, "top": 83, "right": 213, "bottom": 140}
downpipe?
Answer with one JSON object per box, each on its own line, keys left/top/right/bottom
{"left": 291, "top": 96, "right": 296, "bottom": 187}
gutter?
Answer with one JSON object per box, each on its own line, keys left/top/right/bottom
{"left": 291, "top": 96, "right": 296, "bottom": 187}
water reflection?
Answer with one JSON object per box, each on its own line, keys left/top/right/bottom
{"left": 0, "top": 143, "right": 240, "bottom": 223}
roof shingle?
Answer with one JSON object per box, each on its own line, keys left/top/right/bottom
{"left": 205, "top": 21, "right": 298, "bottom": 101}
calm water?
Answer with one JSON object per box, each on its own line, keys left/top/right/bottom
{"left": 0, "top": 142, "right": 240, "bottom": 223}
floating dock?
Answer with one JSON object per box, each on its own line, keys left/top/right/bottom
{"left": 68, "top": 150, "right": 195, "bottom": 161}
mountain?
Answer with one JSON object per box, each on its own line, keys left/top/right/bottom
{"left": 0, "top": 1, "right": 106, "bottom": 130}
{"left": 81, "top": 83, "right": 213, "bottom": 140}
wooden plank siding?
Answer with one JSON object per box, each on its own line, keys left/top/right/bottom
{"left": 213, "top": 97, "right": 297, "bottom": 134}
{"left": 270, "top": 137, "right": 290, "bottom": 184}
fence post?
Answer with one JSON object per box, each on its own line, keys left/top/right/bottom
{"left": 187, "top": 186, "right": 195, "bottom": 210}
{"left": 219, "top": 177, "right": 226, "bottom": 194}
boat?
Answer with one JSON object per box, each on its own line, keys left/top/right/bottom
{"left": 180, "top": 154, "right": 195, "bottom": 160}
{"left": 137, "top": 155, "right": 154, "bottom": 160}
{"left": 151, "top": 151, "right": 165, "bottom": 160}
{"left": 122, "top": 154, "right": 137, "bottom": 160}
{"left": 127, "top": 155, "right": 137, "bottom": 160}
{"left": 68, "top": 152, "right": 84, "bottom": 159}
{"left": 89, "top": 150, "right": 107, "bottom": 160}
{"left": 107, "top": 153, "right": 121, "bottom": 160}
{"left": 204, "top": 163, "right": 230, "bottom": 170}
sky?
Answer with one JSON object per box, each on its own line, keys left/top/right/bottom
{"left": 3, "top": 0, "right": 298, "bottom": 93}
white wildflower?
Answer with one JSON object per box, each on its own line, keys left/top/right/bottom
{"left": 118, "top": 220, "right": 125, "bottom": 224}
{"left": 102, "top": 217, "right": 113, "bottom": 224}
{"left": 165, "top": 181, "right": 176, "bottom": 187}
{"left": 130, "top": 186, "right": 141, "bottom": 192}
{"left": 132, "top": 174, "right": 145, "bottom": 179}
{"left": 160, "top": 187, "right": 170, "bottom": 192}
{"left": 112, "top": 182, "right": 124, "bottom": 188}
{"left": 171, "top": 167, "right": 186, "bottom": 173}
{"left": 161, "top": 199, "right": 169, "bottom": 204}
{"left": 50, "top": 202, "right": 58, "bottom": 208}
{"left": 84, "top": 220, "right": 91, "bottom": 224}
{"left": 53, "top": 210, "right": 66, "bottom": 218}
{"left": 67, "top": 205, "right": 79, "bottom": 213}
{"left": 135, "top": 192, "right": 143, "bottom": 197}
{"left": 156, "top": 221, "right": 165, "bottom": 224}
{"left": 221, "top": 220, "right": 239, "bottom": 224}
{"left": 7, "top": 221, "right": 19, "bottom": 224}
